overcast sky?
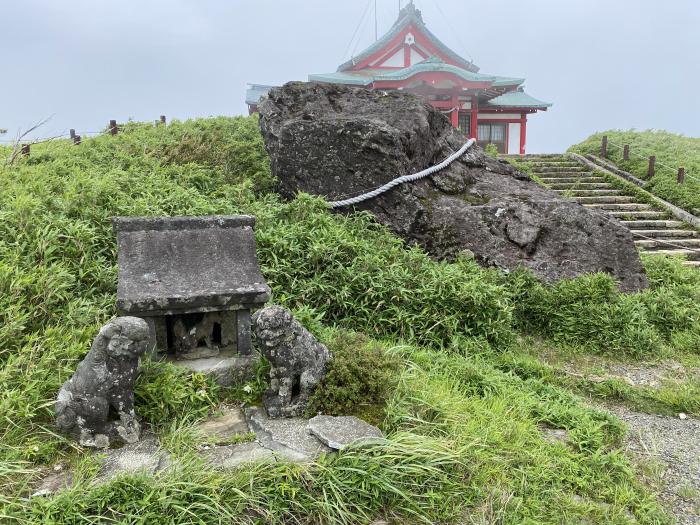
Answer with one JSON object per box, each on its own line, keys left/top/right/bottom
{"left": 2, "top": 0, "right": 699, "bottom": 152}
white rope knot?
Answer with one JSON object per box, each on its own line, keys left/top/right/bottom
{"left": 328, "top": 138, "right": 476, "bottom": 209}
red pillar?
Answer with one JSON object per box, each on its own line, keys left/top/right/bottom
{"left": 450, "top": 96, "right": 459, "bottom": 128}
{"left": 470, "top": 98, "right": 478, "bottom": 140}
{"left": 519, "top": 113, "right": 527, "bottom": 155}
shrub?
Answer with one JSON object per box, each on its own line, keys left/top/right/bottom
{"left": 484, "top": 143, "right": 499, "bottom": 157}
{"left": 304, "top": 330, "right": 401, "bottom": 423}
{"left": 508, "top": 271, "right": 662, "bottom": 357}
{"left": 256, "top": 197, "right": 517, "bottom": 349}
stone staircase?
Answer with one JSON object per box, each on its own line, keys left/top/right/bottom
{"left": 516, "top": 154, "right": 700, "bottom": 267}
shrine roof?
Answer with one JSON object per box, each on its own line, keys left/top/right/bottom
{"left": 309, "top": 58, "right": 524, "bottom": 88}
{"left": 338, "top": 2, "right": 478, "bottom": 73}
{"left": 486, "top": 91, "right": 552, "bottom": 109}
{"left": 246, "top": 84, "right": 276, "bottom": 105}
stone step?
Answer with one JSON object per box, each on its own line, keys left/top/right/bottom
{"left": 533, "top": 165, "right": 584, "bottom": 170}
{"left": 553, "top": 189, "right": 623, "bottom": 196}
{"left": 684, "top": 261, "right": 700, "bottom": 267}
{"left": 531, "top": 163, "right": 583, "bottom": 169}
{"left": 584, "top": 203, "right": 654, "bottom": 211}
{"left": 623, "top": 220, "right": 686, "bottom": 229}
{"left": 533, "top": 171, "right": 593, "bottom": 178}
{"left": 546, "top": 182, "right": 614, "bottom": 190}
{"left": 538, "top": 176, "right": 608, "bottom": 184}
{"left": 631, "top": 229, "right": 698, "bottom": 238}
{"left": 533, "top": 166, "right": 589, "bottom": 173}
{"left": 635, "top": 238, "right": 700, "bottom": 249}
{"left": 607, "top": 210, "right": 669, "bottom": 220}
{"left": 574, "top": 195, "right": 636, "bottom": 204}
{"left": 638, "top": 248, "right": 700, "bottom": 261}
{"left": 513, "top": 154, "right": 567, "bottom": 159}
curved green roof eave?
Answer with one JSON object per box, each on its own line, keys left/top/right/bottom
{"left": 486, "top": 91, "right": 553, "bottom": 109}
{"left": 310, "top": 60, "right": 524, "bottom": 88}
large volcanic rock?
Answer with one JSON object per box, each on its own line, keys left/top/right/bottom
{"left": 259, "top": 82, "right": 648, "bottom": 292}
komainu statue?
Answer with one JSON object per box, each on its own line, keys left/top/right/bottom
{"left": 55, "top": 317, "right": 150, "bottom": 448}
{"left": 253, "top": 305, "right": 331, "bottom": 418}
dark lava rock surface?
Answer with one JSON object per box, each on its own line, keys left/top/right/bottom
{"left": 259, "top": 82, "right": 647, "bottom": 292}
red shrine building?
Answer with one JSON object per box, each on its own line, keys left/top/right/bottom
{"left": 246, "top": 2, "right": 551, "bottom": 154}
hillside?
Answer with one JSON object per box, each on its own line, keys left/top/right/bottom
{"left": 1, "top": 118, "right": 699, "bottom": 523}
{"left": 570, "top": 130, "right": 700, "bottom": 214}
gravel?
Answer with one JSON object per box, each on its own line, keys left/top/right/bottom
{"left": 603, "top": 404, "right": 700, "bottom": 524}
{"left": 561, "top": 358, "right": 698, "bottom": 389}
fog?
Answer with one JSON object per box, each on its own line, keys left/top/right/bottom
{"left": 2, "top": 0, "right": 699, "bottom": 152}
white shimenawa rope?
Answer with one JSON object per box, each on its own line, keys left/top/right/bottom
{"left": 328, "top": 138, "right": 476, "bottom": 209}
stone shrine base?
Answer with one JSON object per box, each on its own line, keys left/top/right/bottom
{"left": 164, "top": 349, "right": 259, "bottom": 388}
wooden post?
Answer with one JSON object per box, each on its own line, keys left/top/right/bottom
{"left": 677, "top": 167, "right": 685, "bottom": 184}
{"left": 21, "top": 144, "right": 30, "bottom": 157}
{"left": 159, "top": 115, "right": 166, "bottom": 125}
{"left": 69, "top": 129, "right": 76, "bottom": 139}
{"left": 623, "top": 145, "right": 629, "bottom": 161}
{"left": 601, "top": 135, "right": 608, "bottom": 158}
{"left": 648, "top": 156, "right": 656, "bottom": 179}
{"left": 73, "top": 135, "right": 81, "bottom": 145}
{"left": 109, "top": 120, "right": 118, "bottom": 135}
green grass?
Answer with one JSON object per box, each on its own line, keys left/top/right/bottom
{"left": 499, "top": 337, "right": 700, "bottom": 418}
{"left": 1, "top": 117, "right": 698, "bottom": 523}
{"left": 2, "top": 341, "right": 672, "bottom": 524}
{"left": 569, "top": 130, "right": 700, "bottom": 214}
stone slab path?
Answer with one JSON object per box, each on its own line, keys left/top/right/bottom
{"left": 33, "top": 407, "right": 384, "bottom": 497}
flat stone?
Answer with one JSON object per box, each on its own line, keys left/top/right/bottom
{"left": 32, "top": 470, "right": 74, "bottom": 497}
{"left": 539, "top": 425, "right": 570, "bottom": 446}
{"left": 97, "top": 436, "right": 170, "bottom": 482}
{"left": 308, "top": 415, "right": 384, "bottom": 450}
{"left": 198, "top": 407, "right": 249, "bottom": 443}
{"left": 245, "top": 407, "right": 331, "bottom": 461}
{"left": 203, "top": 442, "right": 275, "bottom": 469}
{"left": 170, "top": 351, "right": 258, "bottom": 388}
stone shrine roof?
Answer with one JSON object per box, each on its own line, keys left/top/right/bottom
{"left": 113, "top": 216, "right": 271, "bottom": 315}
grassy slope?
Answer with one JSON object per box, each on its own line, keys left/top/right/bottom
{"left": 569, "top": 130, "right": 700, "bottom": 213}
{"left": 1, "top": 118, "right": 699, "bottom": 523}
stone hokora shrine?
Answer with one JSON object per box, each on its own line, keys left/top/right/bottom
{"left": 113, "top": 216, "right": 271, "bottom": 371}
